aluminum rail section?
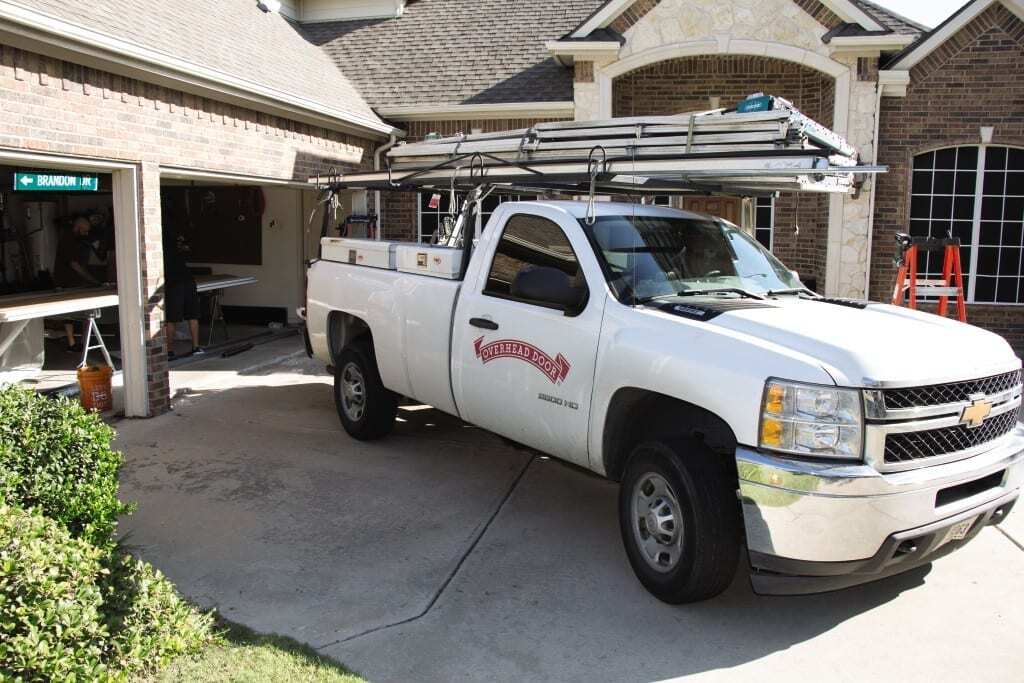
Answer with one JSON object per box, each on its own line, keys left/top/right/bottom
{"left": 388, "top": 105, "right": 856, "bottom": 163}
{"left": 329, "top": 155, "right": 884, "bottom": 196}
{"left": 326, "top": 97, "right": 883, "bottom": 197}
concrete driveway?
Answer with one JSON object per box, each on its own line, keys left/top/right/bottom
{"left": 115, "top": 338, "right": 1024, "bottom": 682}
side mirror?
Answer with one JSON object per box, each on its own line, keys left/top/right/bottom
{"left": 511, "top": 266, "right": 587, "bottom": 314}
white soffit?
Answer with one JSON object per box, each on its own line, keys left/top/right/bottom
{"left": 300, "top": 0, "right": 406, "bottom": 23}
{"left": 828, "top": 33, "right": 917, "bottom": 53}
{"left": 889, "top": 0, "right": 1024, "bottom": 70}
{"left": 877, "top": 69, "right": 910, "bottom": 96}
{"left": 546, "top": 40, "right": 622, "bottom": 61}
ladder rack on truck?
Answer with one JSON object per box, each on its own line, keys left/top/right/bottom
{"left": 314, "top": 94, "right": 885, "bottom": 268}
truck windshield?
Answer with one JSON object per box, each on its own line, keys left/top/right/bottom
{"left": 582, "top": 214, "right": 804, "bottom": 303}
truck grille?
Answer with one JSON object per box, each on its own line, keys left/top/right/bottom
{"left": 882, "top": 370, "right": 1021, "bottom": 409}
{"left": 884, "top": 408, "right": 1020, "bottom": 464}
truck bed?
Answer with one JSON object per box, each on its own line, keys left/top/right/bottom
{"left": 306, "top": 256, "right": 461, "bottom": 416}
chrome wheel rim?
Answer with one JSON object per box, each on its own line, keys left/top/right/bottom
{"left": 340, "top": 362, "right": 366, "bottom": 422}
{"left": 631, "top": 473, "right": 683, "bottom": 573}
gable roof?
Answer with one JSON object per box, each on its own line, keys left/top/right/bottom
{"left": 301, "top": 0, "right": 605, "bottom": 110}
{"left": 849, "top": 0, "right": 928, "bottom": 33}
{"left": 570, "top": 0, "right": 925, "bottom": 38}
{"left": 1, "top": 0, "right": 392, "bottom": 134}
{"left": 884, "top": 0, "right": 1024, "bottom": 69}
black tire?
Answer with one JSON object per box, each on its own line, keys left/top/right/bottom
{"left": 618, "top": 439, "right": 741, "bottom": 603}
{"left": 333, "top": 339, "right": 398, "bottom": 440}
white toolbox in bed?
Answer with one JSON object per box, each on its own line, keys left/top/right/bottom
{"left": 321, "top": 237, "right": 397, "bottom": 269}
{"left": 396, "top": 245, "right": 463, "bottom": 279}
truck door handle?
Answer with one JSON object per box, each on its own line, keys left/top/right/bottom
{"left": 469, "top": 317, "right": 499, "bottom": 331}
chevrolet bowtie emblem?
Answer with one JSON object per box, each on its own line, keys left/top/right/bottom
{"left": 960, "top": 396, "right": 993, "bottom": 428}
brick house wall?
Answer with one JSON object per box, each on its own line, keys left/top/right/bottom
{"left": 380, "top": 117, "right": 572, "bottom": 242}
{"left": 612, "top": 55, "right": 835, "bottom": 290}
{"left": 872, "top": 4, "right": 1024, "bottom": 355}
{"left": 0, "top": 43, "right": 378, "bottom": 413}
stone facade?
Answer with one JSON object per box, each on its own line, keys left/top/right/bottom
{"left": 874, "top": 3, "right": 1024, "bottom": 355}
{"left": 614, "top": 0, "right": 833, "bottom": 64}
{"left": 0, "top": 43, "right": 377, "bottom": 414}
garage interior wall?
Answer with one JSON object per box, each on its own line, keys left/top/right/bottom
{"left": 189, "top": 187, "right": 313, "bottom": 324}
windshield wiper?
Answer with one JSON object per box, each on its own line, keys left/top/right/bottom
{"left": 765, "top": 287, "right": 818, "bottom": 297}
{"left": 633, "top": 293, "right": 676, "bottom": 306}
{"left": 676, "top": 287, "right": 764, "bottom": 300}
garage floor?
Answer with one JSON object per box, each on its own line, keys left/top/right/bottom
{"left": 114, "top": 338, "right": 1024, "bottom": 683}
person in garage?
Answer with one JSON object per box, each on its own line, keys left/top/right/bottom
{"left": 162, "top": 224, "right": 204, "bottom": 359}
{"left": 53, "top": 216, "right": 101, "bottom": 352}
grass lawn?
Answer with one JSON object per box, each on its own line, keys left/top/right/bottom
{"left": 143, "top": 620, "right": 365, "bottom": 683}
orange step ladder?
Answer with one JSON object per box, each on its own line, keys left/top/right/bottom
{"left": 891, "top": 233, "right": 967, "bottom": 322}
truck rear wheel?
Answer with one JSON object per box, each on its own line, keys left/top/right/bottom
{"left": 618, "top": 439, "right": 741, "bottom": 603}
{"left": 334, "top": 340, "right": 398, "bottom": 440}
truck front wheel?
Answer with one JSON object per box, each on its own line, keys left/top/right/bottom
{"left": 334, "top": 340, "right": 399, "bottom": 440}
{"left": 619, "top": 439, "right": 741, "bottom": 603}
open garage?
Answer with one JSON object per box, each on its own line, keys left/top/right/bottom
{"left": 0, "top": 1, "right": 397, "bottom": 414}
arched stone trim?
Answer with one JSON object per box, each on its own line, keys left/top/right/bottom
{"left": 595, "top": 40, "right": 851, "bottom": 131}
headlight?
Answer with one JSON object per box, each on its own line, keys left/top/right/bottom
{"left": 759, "top": 379, "right": 863, "bottom": 459}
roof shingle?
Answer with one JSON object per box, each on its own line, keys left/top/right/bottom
{"left": 301, "top": 0, "right": 605, "bottom": 108}
{"left": 851, "top": 0, "right": 929, "bottom": 34}
{"left": 13, "top": 0, "right": 386, "bottom": 130}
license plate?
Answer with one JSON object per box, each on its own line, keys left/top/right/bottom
{"left": 944, "top": 517, "right": 976, "bottom": 544}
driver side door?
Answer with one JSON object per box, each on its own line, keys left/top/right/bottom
{"left": 452, "top": 210, "right": 606, "bottom": 466}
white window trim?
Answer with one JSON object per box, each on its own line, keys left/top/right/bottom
{"left": 912, "top": 144, "right": 1024, "bottom": 306}
{"left": 755, "top": 196, "right": 775, "bottom": 251}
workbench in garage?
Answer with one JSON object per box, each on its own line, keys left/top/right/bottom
{"left": 192, "top": 274, "right": 258, "bottom": 345}
{"left": 0, "top": 274, "right": 257, "bottom": 383}
{"left": 0, "top": 287, "right": 120, "bottom": 383}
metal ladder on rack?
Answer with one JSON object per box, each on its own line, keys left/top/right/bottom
{"left": 891, "top": 233, "right": 967, "bottom": 322}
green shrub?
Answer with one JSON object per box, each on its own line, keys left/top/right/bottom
{"left": 0, "top": 386, "right": 131, "bottom": 546}
{"left": 102, "top": 554, "right": 216, "bottom": 674}
{"left": 0, "top": 506, "right": 215, "bottom": 682}
{"left": 0, "top": 505, "right": 114, "bottom": 682}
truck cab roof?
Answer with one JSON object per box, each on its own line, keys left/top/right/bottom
{"left": 500, "top": 200, "right": 715, "bottom": 223}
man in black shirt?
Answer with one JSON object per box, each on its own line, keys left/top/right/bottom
{"left": 162, "top": 225, "right": 203, "bottom": 359}
{"left": 53, "top": 216, "right": 101, "bottom": 351}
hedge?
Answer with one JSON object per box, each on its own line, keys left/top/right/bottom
{"left": 0, "top": 506, "right": 215, "bottom": 682}
{"left": 0, "top": 386, "right": 131, "bottom": 546}
{"left": 0, "top": 386, "right": 216, "bottom": 681}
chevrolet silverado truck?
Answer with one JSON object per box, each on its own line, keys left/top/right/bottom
{"left": 304, "top": 200, "right": 1022, "bottom": 603}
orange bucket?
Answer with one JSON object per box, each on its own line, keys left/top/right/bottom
{"left": 78, "top": 365, "right": 114, "bottom": 412}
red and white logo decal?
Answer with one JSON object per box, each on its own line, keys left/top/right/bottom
{"left": 473, "top": 337, "right": 571, "bottom": 384}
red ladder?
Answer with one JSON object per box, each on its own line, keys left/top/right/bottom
{"left": 891, "top": 233, "right": 967, "bottom": 322}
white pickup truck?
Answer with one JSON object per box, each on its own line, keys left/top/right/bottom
{"left": 305, "top": 200, "right": 1023, "bottom": 603}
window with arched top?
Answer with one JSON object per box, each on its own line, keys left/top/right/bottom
{"left": 910, "top": 146, "right": 1024, "bottom": 304}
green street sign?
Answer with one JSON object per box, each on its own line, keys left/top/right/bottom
{"left": 14, "top": 172, "right": 99, "bottom": 192}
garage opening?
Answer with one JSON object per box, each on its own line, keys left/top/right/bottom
{"left": 158, "top": 171, "right": 329, "bottom": 361}
{"left": 0, "top": 164, "right": 125, "bottom": 394}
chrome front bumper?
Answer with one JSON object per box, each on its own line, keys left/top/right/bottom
{"left": 737, "top": 424, "right": 1024, "bottom": 594}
